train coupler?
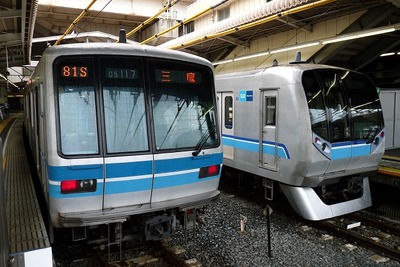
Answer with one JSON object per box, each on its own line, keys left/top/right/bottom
{"left": 145, "top": 214, "right": 174, "bottom": 241}
{"left": 347, "top": 176, "right": 363, "bottom": 194}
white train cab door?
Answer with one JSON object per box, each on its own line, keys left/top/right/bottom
{"left": 218, "top": 92, "right": 234, "bottom": 160}
{"left": 259, "top": 89, "right": 278, "bottom": 171}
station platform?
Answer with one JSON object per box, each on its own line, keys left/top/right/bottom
{"left": 371, "top": 148, "right": 400, "bottom": 187}
{"left": 0, "top": 113, "right": 52, "bottom": 267}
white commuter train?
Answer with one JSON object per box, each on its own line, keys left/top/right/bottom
{"left": 23, "top": 39, "right": 222, "bottom": 243}
{"left": 216, "top": 59, "right": 385, "bottom": 220}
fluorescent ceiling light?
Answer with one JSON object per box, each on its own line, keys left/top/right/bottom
{"left": 212, "top": 42, "right": 317, "bottom": 65}
{"left": 215, "top": 58, "right": 234, "bottom": 65}
{"left": 321, "top": 28, "right": 396, "bottom": 45}
{"left": 380, "top": 52, "right": 395, "bottom": 57}
{"left": 234, "top": 51, "right": 271, "bottom": 62}
{"left": 270, "top": 42, "right": 320, "bottom": 54}
{"left": 212, "top": 23, "right": 400, "bottom": 66}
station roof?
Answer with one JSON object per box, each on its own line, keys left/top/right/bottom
{"left": 1, "top": 0, "right": 400, "bottom": 90}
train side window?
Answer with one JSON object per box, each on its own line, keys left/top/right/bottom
{"left": 265, "top": 97, "right": 276, "bottom": 126}
{"left": 55, "top": 57, "right": 99, "bottom": 156}
{"left": 318, "top": 70, "right": 350, "bottom": 142}
{"left": 302, "top": 71, "right": 329, "bottom": 140}
{"left": 340, "top": 71, "right": 384, "bottom": 141}
{"left": 224, "top": 96, "right": 233, "bottom": 129}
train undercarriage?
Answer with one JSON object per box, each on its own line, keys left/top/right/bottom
{"left": 54, "top": 208, "right": 203, "bottom": 247}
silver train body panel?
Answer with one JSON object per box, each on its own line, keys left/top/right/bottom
{"left": 216, "top": 64, "right": 384, "bottom": 220}
{"left": 24, "top": 43, "right": 222, "bottom": 230}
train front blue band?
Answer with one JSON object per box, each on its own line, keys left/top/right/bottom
{"left": 331, "top": 143, "right": 372, "bottom": 159}
{"left": 47, "top": 153, "right": 223, "bottom": 198}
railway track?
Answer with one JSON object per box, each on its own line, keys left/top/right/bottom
{"left": 55, "top": 173, "right": 400, "bottom": 266}
{"left": 54, "top": 237, "right": 201, "bottom": 267}
{"left": 220, "top": 169, "right": 400, "bottom": 263}
{"left": 96, "top": 240, "right": 194, "bottom": 267}
{"left": 312, "top": 211, "right": 400, "bottom": 262}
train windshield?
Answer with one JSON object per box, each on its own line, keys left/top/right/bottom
{"left": 148, "top": 59, "right": 218, "bottom": 151}
{"left": 55, "top": 56, "right": 217, "bottom": 156}
{"left": 56, "top": 57, "right": 100, "bottom": 155}
{"left": 339, "top": 70, "right": 383, "bottom": 141}
{"left": 303, "top": 69, "right": 383, "bottom": 143}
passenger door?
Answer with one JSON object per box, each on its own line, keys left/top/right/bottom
{"left": 259, "top": 89, "right": 278, "bottom": 171}
{"left": 100, "top": 57, "right": 153, "bottom": 209}
{"left": 218, "top": 92, "right": 234, "bottom": 160}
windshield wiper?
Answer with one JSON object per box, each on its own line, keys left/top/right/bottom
{"left": 159, "top": 99, "right": 188, "bottom": 149}
{"left": 192, "top": 125, "right": 216, "bottom": 156}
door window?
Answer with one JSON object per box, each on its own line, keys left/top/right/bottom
{"left": 224, "top": 96, "right": 233, "bottom": 129}
{"left": 265, "top": 97, "right": 276, "bottom": 126}
{"left": 100, "top": 57, "right": 148, "bottom": 153}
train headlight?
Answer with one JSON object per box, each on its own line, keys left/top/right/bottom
{"left": 374, "top": 137, "right": 380, "bottom": 145}
{"left": 61, "top": 179, "right": 97, "bottom": 194}
{"left": 373, "top": 131, "right": 384, "bottom": 145}
{"left": 314, "top": 137, "right": 321, "bottom": 145}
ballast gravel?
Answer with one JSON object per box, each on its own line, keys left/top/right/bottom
{"left": 163, "top": 191, "right": 400, "bottom": 267}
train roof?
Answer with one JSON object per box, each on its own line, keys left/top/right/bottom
{"left": 40, "top": 42, "right": 212, "bottom": 67}
{"left": 215, "top": 63, "right": 350, "bottom": 80}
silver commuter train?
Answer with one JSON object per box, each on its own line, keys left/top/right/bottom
{"left": 216, "top": 60, "right": 385, "bottom": 220}
{"left": 23, "top": 41, "right": 222, "bottom": 242}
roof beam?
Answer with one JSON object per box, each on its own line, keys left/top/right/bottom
{"left": 217, "top": 36, "right": 249, "bottom": 49}
{"left": 0, "top": 9, "right": 21, "bottom": 19}
{"left": 0, "top": 33, "right": 21, "bottom": 43}
{"left": 353, "top": 33, "right": 400, "bottom": 70}
{"left": 310, "top": 3, "right": 396, "bottom": 64}
{"left": 277, "top": 15, "right": 312, "bottom": 33}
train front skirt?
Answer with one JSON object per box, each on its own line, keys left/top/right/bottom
{"left": 280, "top": 177, "right": 371, "bottom": 220}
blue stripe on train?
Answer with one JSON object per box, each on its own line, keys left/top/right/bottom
{"left": 48, "top": 153, "right": 222, "bottom": 198}
{"left": 222, "top": 134, "right": 290, "bottom": 159}
{"left": 48, "top": 153, "right": 222, "bottom": 181}
{"left": 331, "top": 142, "right": 371, "bottom": 159}
{"left": 48, "top": 171, "right": 220, "bottom": 198}
{"left": 154, "top": 153, "right": 223, "bottom": 173}
{"left": 223, "top": 134, "right": 372, "bottom": 160}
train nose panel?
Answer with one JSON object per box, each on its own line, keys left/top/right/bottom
{"left": 279, "top": 177, "right": 372, "bottom": 221}
{"left": 103, "top": 156, "right": 153, "bottom": 209}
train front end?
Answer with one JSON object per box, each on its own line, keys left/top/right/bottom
{"left": 33, "top": 43, "right": 222, "bottom": 242}
{"left": 280, "top": 66, "right": 385, "bottom": 220}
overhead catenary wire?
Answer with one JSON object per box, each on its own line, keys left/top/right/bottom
{"left": 80, "top": 0, "right": 113, "bottom": 33}
{"left": 54, "top": 0, "right": 98, "bottom": 46}
{"left": 141, "top": 0, "right": 230, "bottom": 45}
